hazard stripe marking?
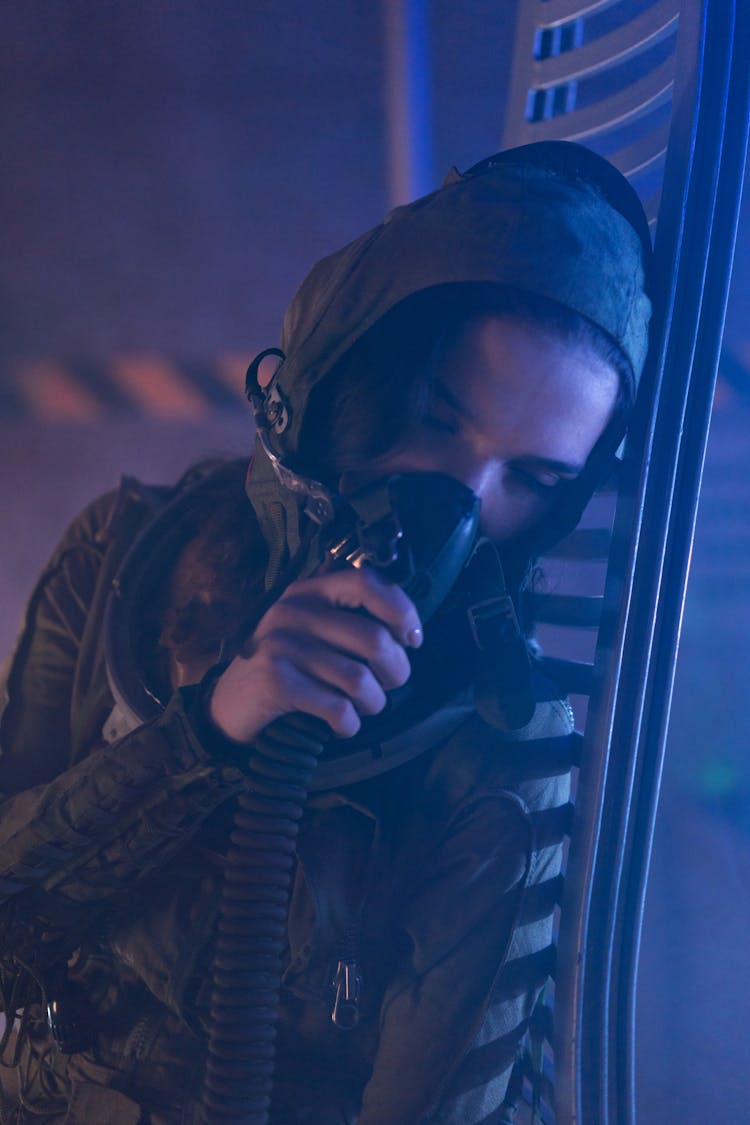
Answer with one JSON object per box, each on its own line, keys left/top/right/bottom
{"left": 177, "top": 361, "right": 245, "bottom": 408}
{"left": 68, "top": 359, "right": 140, "bottom": 411}
{"left": 0, "top": 349, "right": 746, "bottom": 421}
{"left": 109, "top": 356, "right": 211, "bottom": 419}
{"left": 0, "top": 355, "right": 250, "bottom": 419}
{"left": 12, "top": 360, "right": 102, "bottom": 421}
{"left": 215, "top": 354, "right": 251, "bottom": 397}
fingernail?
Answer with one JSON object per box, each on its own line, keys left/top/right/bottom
{"left": 406, "top": 626, "right": 423, "bottom": 649}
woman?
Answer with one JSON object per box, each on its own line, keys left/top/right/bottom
{"left": 0, "top": 141, "right": 651, "bottom": 1123}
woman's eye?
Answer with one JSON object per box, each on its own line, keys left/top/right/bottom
{"left": 534, "top": 470, "right": 563, "bottom": 489}
{"left": 511, "top": 466, "right": 562, "bottom": 492}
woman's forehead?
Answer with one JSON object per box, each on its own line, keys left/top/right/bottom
{"left": 439, "top": 313, "right": 618, "bottom": 395}
{"left": 437, "top": 314, "right": 620, "bottom": 456}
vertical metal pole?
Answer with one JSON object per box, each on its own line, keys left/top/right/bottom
{"left": 565, "top": 2, "right": 750, "bottom": 1121}
{"left": 382, "top": 0, "right": 434, "bottom": 206}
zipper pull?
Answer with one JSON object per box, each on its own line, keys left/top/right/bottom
{"left": 331, "top": 959, "right": 362, "bottom": 1030}
{"left": 45, "top": 973, "right": 95, "bottom": 1054}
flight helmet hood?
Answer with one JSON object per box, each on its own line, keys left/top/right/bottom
{"left": 246, "top": 140, "right": 652, "bottom": 586}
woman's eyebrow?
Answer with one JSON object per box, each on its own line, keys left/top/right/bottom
{"left": 514, "top": 454, "right": 586, "bottom": 477}
{"left": 432, "top": 379, "right": 475, "bottom": 420}
{"left": 433, "top": 379, "right": 586, "bottom": 476}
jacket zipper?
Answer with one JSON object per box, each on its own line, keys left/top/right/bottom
{"left": 331, "top": 922, "right": 362, "bottom": 1030}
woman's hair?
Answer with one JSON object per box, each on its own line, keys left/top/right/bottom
{"left": 298, "top": 284, "right": 635, "bottom": 486}
{"left": 166, "top": 288, "right": 635, "bottom": 658}
{"left": 296, "top": 285, "right": 636, "bottom": 630}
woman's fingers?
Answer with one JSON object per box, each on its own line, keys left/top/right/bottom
{"left": 209, "top": 567, "right": 422, "bottom": 745}
{"left": 258, "top": 600, "right": 411, "bottom": 692}
{"left": 266, "top": 630, "right": 388, "bottom": 718}
{"left": 258, "top": 650, "right": 363, "bottom": 738}
{"left": 209, "top": 643, "right": 363, "bottom": 741}
{"left": 283, "top": 568, "right": 423, "bottom": 649}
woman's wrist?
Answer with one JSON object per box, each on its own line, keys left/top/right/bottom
{"left": 187, "top": 667, "right": 254, "bottom": 760}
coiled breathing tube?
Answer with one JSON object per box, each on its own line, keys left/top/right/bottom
{"left": 200, "top": 473, "right": 480, "bottom": 1124}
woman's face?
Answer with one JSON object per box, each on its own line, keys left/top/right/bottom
{"left": 340, "top": 314, "right": 621, "bottom": 543}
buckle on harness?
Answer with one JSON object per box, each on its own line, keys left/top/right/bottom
{"left": 467, "top": 594, "right": 521, "bottom": 651}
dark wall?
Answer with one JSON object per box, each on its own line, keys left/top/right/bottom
{"left": 1, "top": 0, "right": 514, "bottom": 362}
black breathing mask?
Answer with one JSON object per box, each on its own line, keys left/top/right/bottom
{"left": 245, "top": 349, "right": 536, "bottom": 749}
{"left": 245, "top": 347, "right": 483, "bottom": 615}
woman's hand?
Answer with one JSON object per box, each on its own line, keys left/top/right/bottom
{"left": 208, "top": 568, "right": 423, "bottom": 744}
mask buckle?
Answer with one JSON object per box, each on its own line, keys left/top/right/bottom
{"left": 245, "top": 349, "right": 339, "bottom": 526}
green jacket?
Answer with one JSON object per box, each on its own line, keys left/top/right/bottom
{"left": 0, "top": 471, "right": 574, "bottom": 1124}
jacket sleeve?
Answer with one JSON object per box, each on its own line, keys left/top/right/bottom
{"left": 356, "top": 790, "right": 537, "bottom": 1125}
{"left": 0, "top": 493, "right": 245, "bottom": 968}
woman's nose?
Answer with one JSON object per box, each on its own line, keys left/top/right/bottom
{"left": 444, "top": 453, "right": 500, "bottom": 500}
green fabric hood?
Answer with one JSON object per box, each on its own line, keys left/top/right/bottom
{"left": 246, "top": 141, "right": 652, "bottom": 586}
{"left": 263, "top": 140, "right": 651, "bottom": 470}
